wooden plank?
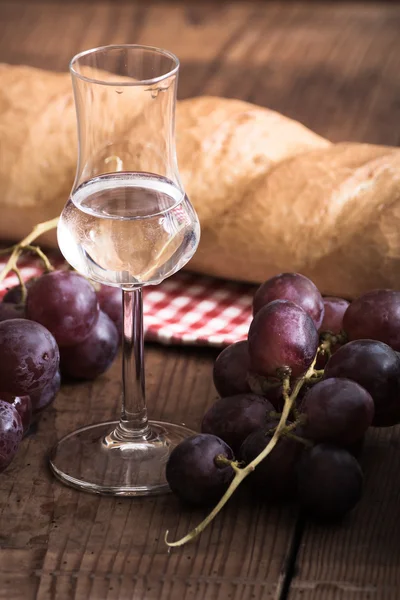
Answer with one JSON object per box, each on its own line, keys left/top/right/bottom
{"left": 289, "top": 587, "right": 400, "bottom": 600}
{"left": 2, "top": 1, "right": 400, "bottom": 144}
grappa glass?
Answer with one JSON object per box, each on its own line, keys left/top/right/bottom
{"left": 49, "top": 45, "right": 200, "bottom": 495}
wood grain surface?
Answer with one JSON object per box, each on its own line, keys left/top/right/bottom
{"left": 1, "top": 1, "right": 400, "bottom": 599}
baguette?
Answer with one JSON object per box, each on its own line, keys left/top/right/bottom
{"left": 1, "top": 63, "right": 400, "bottom": 297}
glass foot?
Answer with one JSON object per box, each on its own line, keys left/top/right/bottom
{"left": 49, "top": 420, "right": 196, "bottom": 496}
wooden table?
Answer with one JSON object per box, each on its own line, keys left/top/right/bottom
{"left": 1, "top": 1, "right": 400, "bottom": 599}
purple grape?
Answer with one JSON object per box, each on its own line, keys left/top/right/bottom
{"left": 239, "top": 426, "right": 304, "bottom": 502}
{"left": 316, "top": 297, "right": 349, "bottom": 370}
{"left": 12, "top": 395, "right": 32, "bottom": 433}
{"left": 0, "top": 392, "right": 32, "bottom": 434}
{"left": 166, "top": 434, "right": 235, "bottom": 505}
{"left": 301, "top": 378, "right": 374, "bottom": 445}
{"left": 343, "top": 290, "right": 400, "bottom": 350}
{"left": 297, "top": 444, "right": 363, "bottom": 521}
{"left": 320, "top": 297, "right": 350, "bottom": 334}
{"left": 30, "top": 370, "right": 61, "bottom": 414}
{"left": 0, "top": 319, "right": 59, "bottom": 396}
{"left": 1, "top": 394, "right": 32, "bottom": 434}
{"left": 324, "top": 340, "right": 400, "bottom": 426}
{"left": 213, "top": 341, "right": 251, "bottom": 397}
{"left": 248, "top": 300, "right": 319, "bottom": 378}
{"left": 60, "top": 311, "right": 119, "bottom": 380}
{"left": 201, "top": 393, "right": 275, "bottom": 453}
{"left": 97, "top": 285, "right": 122, "bottom": 336}
{"left": 0, "top": 400, "right": 23, "bottom": 472}
{"left": 3, "top": 278, "right": 37, "bottom": 304}
{"left": 253, "top": 273, "right": 324, "bottom": 329}
{"left": 26, "top": 271, "right": 99, "bottom": 347}
{"left": 0, "top": 302, "right": 25, "bottom": 322}
{"left": 3, "top": 286, "right": 23, "bottom": 304}
{"left": 263, "top": 381, "right": 285, "bottom": 412}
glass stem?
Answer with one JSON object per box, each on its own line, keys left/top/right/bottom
{"left": 118, "top": 288, "right": 150, "bottom": 438}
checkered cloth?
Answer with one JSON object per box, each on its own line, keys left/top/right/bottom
{"left": 0, "top": 254, "right": 255, "bottom": 347}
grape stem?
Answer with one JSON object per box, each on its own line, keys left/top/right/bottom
{"left": 215, "top": 456, "right": 244, "bottom": 472}
{"left": 24, "top": 245, "right": 55, "bottom": 273}
{"left": 12, "top": 265, "right": 27, "bottom": 303}
{"left": 0, "top": 217, "right": 59, "bottom": 289}
{"left": 165, "top": 358, "right": 318, "bottom": 548}
{"left": 318, "top": 331, "right": 347, "bottom": 362}
{"left": 285, "top": 432, "right": 313, "bottom": 448}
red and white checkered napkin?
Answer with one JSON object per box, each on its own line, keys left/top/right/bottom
{"left": 0, "top": 255, "right": 256, "bottom": 347}
{"left": 144, "top": 271, "right": 255, "bottom": 346}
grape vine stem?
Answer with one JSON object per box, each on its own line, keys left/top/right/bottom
{"left": 0, "top": 217, "right": 59, "bottom": 286}
{"left": 165, "top": 357, "right": 318, "bottom": 548}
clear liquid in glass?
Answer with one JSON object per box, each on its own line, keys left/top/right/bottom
{"left": 58, "top": 172, "right": 200, "bottom": 288}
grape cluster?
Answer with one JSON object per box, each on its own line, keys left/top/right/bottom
{"left": 166, "top": 272, "right": 400, "bottom": 530}
{"left": 0, "top": 268, "right": 122, "bottom": 473}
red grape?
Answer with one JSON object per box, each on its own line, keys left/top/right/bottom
{"left": 0, "top": 392, "right": 32, "bottom": 433}
{"left": 253, "top": 273, "right": 324, "bottom": 329}
{"left": 317, "top": 296, "right": 349, "bottom": 367}
{"left": 166, "top": 434, "right": 234, "bottom": 505}
{"left": 26, "top": 271, "right": 99, "bottom": 347}
{"left": 301, "top": 378, "right": 374, "bottom": 445}
{"left": 12, "top": 395, "right": 32, "bottom": 433}
{"left": 248, "top": 300, "right": 319, "bottom": 378}
{"left": 0, "top": 393, "right": 32, "bottom": 434}
{"left": 262, "top": 381, "right": 285, "bottom": 412}
{"left": 0, "top": 400, "right": 23, "bottom": 472}
{"left": 0, "top": 302, "right": 25, "bottom": 322}
{"left": 3, "top": 285, "right": 24, "bottom": 304}
{"left": 3, "top": 279, "right": 37, "bottom": 304}
{"left": 201, "top": 393, "right": 275, "bottom": 453}
{"left": 324, "top": 340, "right": 400, "bottom": 426}
{"left": 30, "top": 370, "right": 61, "bottom": 414}
{"left": 297, "top": 444, "right": 363, "bottom": 521}
{"left": 0, "top": 319, "right": 59, "bottom": 396}
{"left": 60, "top": 311, "right": 119, "bottom": 380}
{"left": 240, "top": 426, "right": 304, "bottom": 502}
{"left": 213, "top": 341, "right": 251, "bottom": 397}
{"left": 97, "top": 285, "right": 122, "bottom": 336}
{"left": 320, "top": 297, "right": 350, "bottom": 334}
{"left": 343, "top": 290, "right": 400, "bottom": 350}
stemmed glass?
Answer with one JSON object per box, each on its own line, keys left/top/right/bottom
{"left": 49, "top": 45, "right": 200, "bottom": 495}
